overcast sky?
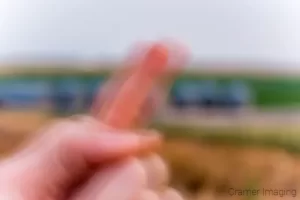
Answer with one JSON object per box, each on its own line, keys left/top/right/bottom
{"left": 0, "top": 0, "right": 300, "bottom": 65}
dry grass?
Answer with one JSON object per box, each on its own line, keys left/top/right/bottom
{"left": 161, "top": 139, "right": 300, "bottom": 199}
{"left": 0, "top": 110, "right": 52, "bottom": 156}
{"left": 0, "top": 110, "right": 51, "bottom": 134}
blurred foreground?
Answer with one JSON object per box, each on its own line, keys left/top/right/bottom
{"left": 1, "top": 113, "right": 300, "bottom": 200}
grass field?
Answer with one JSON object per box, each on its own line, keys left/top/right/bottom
{"left": 162, "top": 139, "right": 300, "bottom": 200}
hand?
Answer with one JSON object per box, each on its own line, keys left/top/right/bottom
{"left": 0, "top": 116, "right": 183, "bottom": 200}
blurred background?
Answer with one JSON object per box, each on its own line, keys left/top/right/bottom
{"left": 1, "top": 0, "right": 300, "bottom": 199}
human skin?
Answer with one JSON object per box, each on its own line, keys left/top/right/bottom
{"left": 0, "top": 116, "right": 183, "bottom": 200}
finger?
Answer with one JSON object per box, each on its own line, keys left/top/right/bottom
{"left": 78, "top": 129, "right": 162, "bottom": 163}
{"left": 144, "top": 41, "right": 188, "bottom": 125}
{"left": 160, "top": 188, "right": 184, "bottom": 200}
{"left": 138, "top": 190, "right": 160, "bottom": 200}
{"left": 139, "top": 153, "right": 169, "bottom": 191}
{"left": 91, "top": 42, "right": 150, "bottom": 118}
{"left": 33, "top": 117, "right": 162, "bottom": 164}
{"left": 102, "top": 43, "right": 169, "bottom": 129}
{"left": 70, "top": 158, "right": 147, "bottom": 200}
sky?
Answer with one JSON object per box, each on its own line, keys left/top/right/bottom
{"left": 0, "top": 0, "right": 300, "bottom": 66}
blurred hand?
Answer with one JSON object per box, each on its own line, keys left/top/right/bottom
{"left": 0, "top": 116, "right": 183, "bottom": 200}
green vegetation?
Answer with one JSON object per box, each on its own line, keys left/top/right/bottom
{"left": 2, "top": 68, "right": 300, "bottom": 107}
{"left": 153, "top": 123, "right": 300, "bottom": 154}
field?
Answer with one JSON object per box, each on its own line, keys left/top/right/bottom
{"left": 163, "top": 140, "right": 300, "bottom": 200}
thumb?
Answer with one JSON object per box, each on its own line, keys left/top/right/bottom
{"left": 0, "top": 116, "right": 161, "bottom": 199}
